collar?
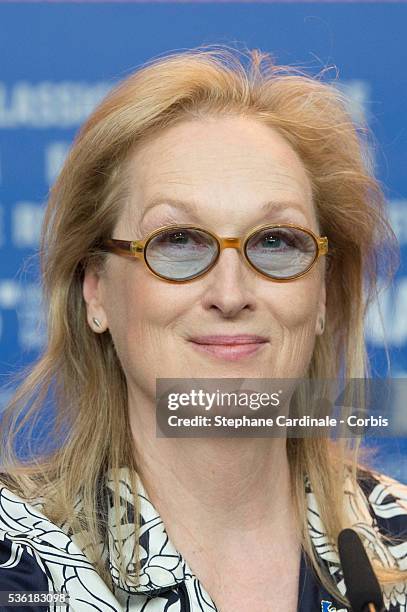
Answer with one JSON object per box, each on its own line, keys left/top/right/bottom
{"left": 103, "top": 467, "right": 344, "bottom": 596}
{"left": 104, "top": 468, "right": 186, "bottom": 594}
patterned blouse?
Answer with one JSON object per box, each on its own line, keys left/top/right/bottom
{"left": 0, "top": 465, "right": 407, "bottom": 612}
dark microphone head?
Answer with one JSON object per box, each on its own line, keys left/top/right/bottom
{"left": 338, "top": 528, "right": 385, "bottom": 612}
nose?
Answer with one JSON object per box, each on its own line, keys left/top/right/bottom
{"left": 200, "top": 246, "right": 256, "bottom": 316}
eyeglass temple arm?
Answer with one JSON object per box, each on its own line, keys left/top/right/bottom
{"left": 317, "top": 237, "right": 328, "bottom": 256}
{"left": 102, "top": 239, "right": 144, "bottom": 258}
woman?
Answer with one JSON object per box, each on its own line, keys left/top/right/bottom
{"left": 0, "top": 46, "right": 406, "bottom": 612}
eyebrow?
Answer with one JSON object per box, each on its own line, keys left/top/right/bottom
{"left": 140, "top": 196, "right": 309, "bottom": 224}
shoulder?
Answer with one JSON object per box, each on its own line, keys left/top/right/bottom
{"left": 305, "top": 466, "right": 407, "bottom": 610}
{"left": 347, "top": 467, "right": 407, "bottom": 610}
{"left": 0, "top": 474, "right": 107, "bottom": 601}
{"left": 0, "top": 476, "right": 52, "bottom": 608}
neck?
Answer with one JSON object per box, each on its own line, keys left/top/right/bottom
{"left": 129, "top": 389, "right": 299, "bottom": 548}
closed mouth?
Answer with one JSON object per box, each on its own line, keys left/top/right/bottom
{"left": 189, "top": 336, "right": 268, "bottom": 346}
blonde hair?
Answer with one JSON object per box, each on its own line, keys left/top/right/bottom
{"left": 0, "top": 45, "right": 403, "bottom": 606}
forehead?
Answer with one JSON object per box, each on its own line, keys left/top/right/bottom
{"left": 121, "top": 116, "right": 315, "bottom": 230}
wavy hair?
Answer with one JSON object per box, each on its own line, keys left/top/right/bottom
{"left": 0, "top": 45, "right": 402, "bottom": 606}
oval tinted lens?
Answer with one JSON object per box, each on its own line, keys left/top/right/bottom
{"left": 245, "top": 226, "right": 317, "bottom": 278}
{"left": 146, "top": 228, "right": 218, "bottom": 280}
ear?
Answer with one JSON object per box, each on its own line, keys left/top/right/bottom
{"left": 83, "top": 265, "right": 109, "bottom": 332}
{"left": 315, "top": 280, "right": 326, "bottom": 337}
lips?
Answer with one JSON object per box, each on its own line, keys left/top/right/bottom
{"left": 189, "top": 339, "right": 268, "bottom": 361}
{"left": 190, "top": 335, "right": 268, "bottom": 345}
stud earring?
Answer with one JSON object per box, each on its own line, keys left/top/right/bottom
{"left": 319, "top": 318, "right": 325, "bottom": 334}
{"left": 92, "top": 317, "right": 103, "bottom": 330}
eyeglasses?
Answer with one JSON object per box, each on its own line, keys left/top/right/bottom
{"left": 101, "top": 223, "right": 329, "bottom": 283}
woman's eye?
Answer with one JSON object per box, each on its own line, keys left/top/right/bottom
{"left": 158, "top": 230, "right": 190, "bottom": 243}
{"left": 158, "top": 230, "right": 205, "bottom": 245}
{"left": 170, "top": 231, "right": 189, "bottom": 243}
{"left": 256, "top": 232, "right": 296, "bottom": 248}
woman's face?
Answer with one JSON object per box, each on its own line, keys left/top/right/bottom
{"left": 83, "top": 116, "right": 326, "bottom": 402}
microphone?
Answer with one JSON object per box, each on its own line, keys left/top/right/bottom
{"left": 337, "top": 528, "right": 385, "bottom": 612}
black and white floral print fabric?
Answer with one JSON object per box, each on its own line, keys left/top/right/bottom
{"left": 0, "top": 465, "right": 407, "bottom": 611}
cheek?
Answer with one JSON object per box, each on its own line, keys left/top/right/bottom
{"left": 268, "top": 281, "right": 320, "bottom": 329}
{"left": 131, "top": 280, "right": 174, "bottom": 322}
{"left": 100, "top": 265, "right": 142, "bottom": 356}
{"left": 114, "top": 272, "right": 183, "bottom": 345}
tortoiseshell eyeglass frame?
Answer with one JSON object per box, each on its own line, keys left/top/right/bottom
{"left": 101, "top": 222, "right": 329, "bottom": 284}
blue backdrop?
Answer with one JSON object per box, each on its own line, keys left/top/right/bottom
{"left": 0, "top": 2, "right": 406, "bottom": 480}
